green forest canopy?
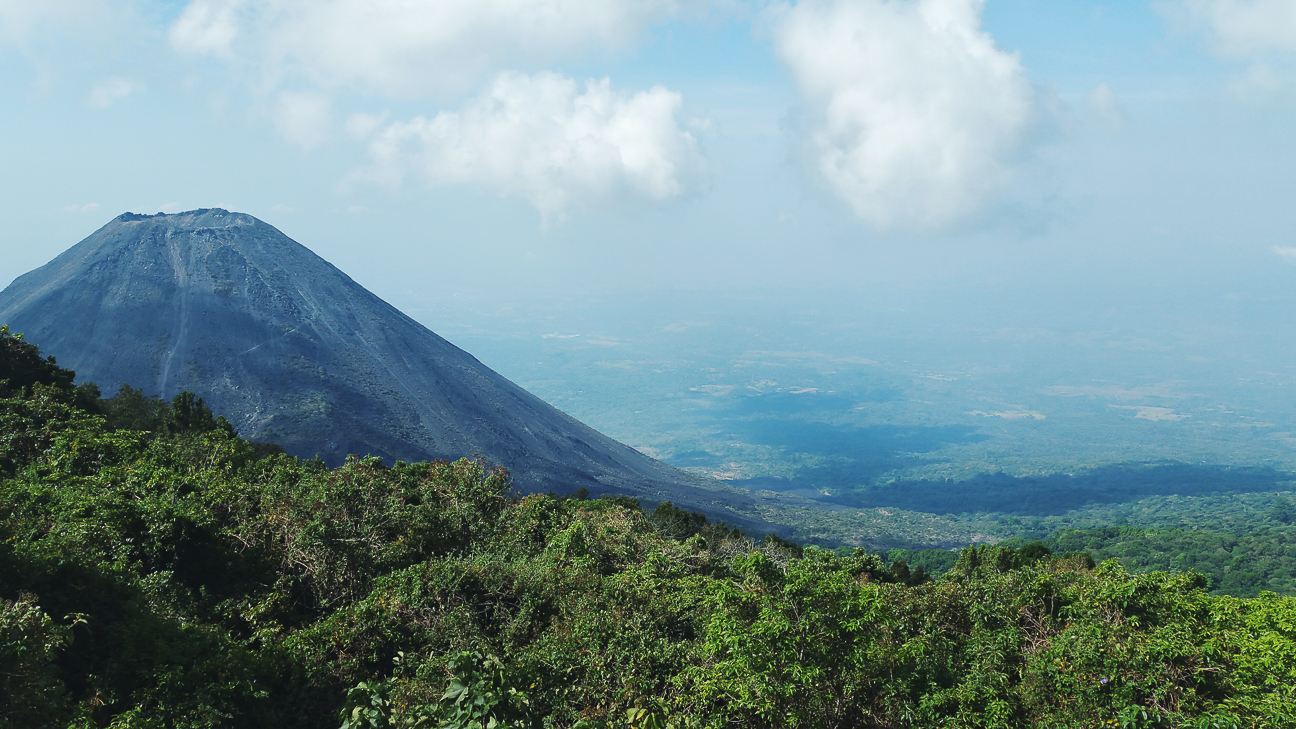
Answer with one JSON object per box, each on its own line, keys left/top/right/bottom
{"left": 4, "top": 325, "right": 1296, "bottom": 728}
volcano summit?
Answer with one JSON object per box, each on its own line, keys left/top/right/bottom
{"left": 0, "top": 209, "right": 747, "bottom": 513}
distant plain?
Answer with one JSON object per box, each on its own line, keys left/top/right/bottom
{"left": 404, "top": 280, "right": 1296, "bottom": 548}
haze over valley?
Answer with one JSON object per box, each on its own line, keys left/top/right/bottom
{"left": 420, "top": 282, "right": 1296, "bottom": 490}
{"left": 5, "top": 0, "right": 1296, "bottom": 554}
{"left": 382, "top": 273, "right": 1292, "bottom": 546}
{"left": 8, "top": 2, "right": 1296, "bottom": 725}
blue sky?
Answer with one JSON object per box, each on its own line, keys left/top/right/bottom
{"left": 2, "top": 0, "right": 1295, "bottom": 309}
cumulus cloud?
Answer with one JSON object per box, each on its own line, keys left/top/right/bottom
{"left": 344, "top": 112, "right": 387, "bottom": 141}
{"left": 169, "top": 0, "right": 243, "bottom": 58}
{"left": 0, "top": 0, "right": 106, "bottom": 45}
{"left": 355, "top": 72, "right": 701, "bottom": 218}
{"left": 1086, "top": 83, "right": 1127, "bottom": 128}
{"left": 1160, "top": 1, "right": 1296, "bottom": 101}
{"left": 169, "top": 0, "right": 706, "bottom": 96}
{"left": 1168, "top": 0, "right": 1296, "bottom": 57}
{"left": 88, "top": 77, "right": 139, "bottom": 108}
{"left": 1, "top": 0, "right": 143, "bottom": 68}
{"left": 164, "top": 0, "right": 711, "bottom": 204}
{"left": 273, "top": 90, "right": 332, "bottom": 149}
{"left": 0, "top": 1, "right": 46, "bottom": 44}
{"left": 769, "top": 0, "right": 1041, "bottom": 229}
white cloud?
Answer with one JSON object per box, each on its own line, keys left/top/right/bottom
{"left": 169, "top": 0, "right": 243, "bottom": 58}
{"left": 1086, "top": 83, "right": 1127, "bottom": 128}
{"left": 0, "top": 1, "right": 48, "bottom": 44}
{"left": 1, "top": 0, "right": 145, "bottom": 74}
{"left": 88, "top": 77, "right": 139, "bottom": 108}
{"left": 769, "top": 0, "right": 1041, "bottom": 229}
{"left": 60, "top": 202, "right": 100, "bottom": 213}
{"left": 170, "top": 0, "right": 708, "bottom": 96}
{"left": 0, "top": 0, "right": 109, "bottom": 45}
{"left": 165, "top": 0, "right": 714, "bottom": 186}
{"left": 1169, "top": 0, "right": 1296, "bottom": 57}
{"left": 357, "top": 71, "right": 702, "bottom": 219}
{"left": 273, "top": 90, "right": 332, "bottom": 149}
{"left": 1274, "top": 245, "right": 1296, "bottom": 261}
{"left": 344, "top": 112, "right": 387, "bottom": 141}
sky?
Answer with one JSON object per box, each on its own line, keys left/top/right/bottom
{"left": 2, "top": 0, "right": 1296, "bottom": 312}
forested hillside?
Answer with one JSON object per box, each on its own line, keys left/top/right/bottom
{"left": 1040, "top": 524, "right": 1296, "bottom": 598}
{"left": 4, "top": 325, "right": 1296, "bottom": 728}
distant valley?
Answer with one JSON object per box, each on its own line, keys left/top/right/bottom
{"left": 401, "top": 284, "right": 1296, "bottom": 568}
{"left": 5, "top": 210, "right": 1296, "bottom": 593}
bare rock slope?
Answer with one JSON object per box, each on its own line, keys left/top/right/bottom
{"left": 0, "top": 209, "right": 759, "bottom": 520}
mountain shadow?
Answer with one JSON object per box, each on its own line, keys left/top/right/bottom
{"left": 715, "top": 420, "right": 990, "bottom": 495}
{"left": 828, "top": 462, "right": 1295, "bottom": 516}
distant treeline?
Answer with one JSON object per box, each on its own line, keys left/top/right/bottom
{"left": 1038, "top": 521, "right": 1296, "bottom": 598}
{"left": 870, "top": 520, "right": 1296, "bottom": 599}
{"left": 5, "top": 324, "right": 1296, "bottom": 728}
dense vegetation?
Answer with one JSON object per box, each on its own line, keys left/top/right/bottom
{"left": 879, "top": 519, "right": 1296, "bottom": 598}
{"left": 1034, "top": 523, "right": 1296, "bottom": 598}
{"left": 5, "top": 326, "right": 1296, "bottom": 728}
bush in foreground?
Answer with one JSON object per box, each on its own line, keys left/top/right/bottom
{"left": 3, "top": 327, "right": 1296, "bottom": 727}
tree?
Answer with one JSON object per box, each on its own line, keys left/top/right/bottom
{"left": 170, "top": 391, "right": 236, "bottom": 437}
{"left": 0, "top": 325, "right": 75, "bottom": 398}
{"left": 1269, "top": 496, "right": 1295, "bottom": 525}
{"left": 99, "top": 384, "right": 171, "bottom": 432}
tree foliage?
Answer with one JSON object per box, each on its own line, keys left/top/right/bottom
{"left": 3, "top": 329, "right": 1296, "bottom": 727}
{"left": 0, "top": 325, "right": 75, "bottom": 399}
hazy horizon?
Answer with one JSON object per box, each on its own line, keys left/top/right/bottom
{"left": 4, "top": 0, "right": 1296, "bottom": 490}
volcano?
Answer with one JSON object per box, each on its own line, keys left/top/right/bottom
{"left": 0, "top": 209, "right": 756, "bottom": 517}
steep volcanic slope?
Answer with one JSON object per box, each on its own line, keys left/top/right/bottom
{"left": 0, "top": 209, "right": 759, "bottom": 517}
